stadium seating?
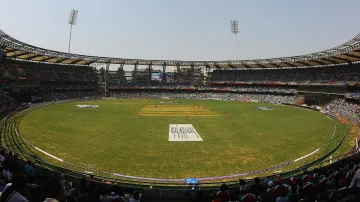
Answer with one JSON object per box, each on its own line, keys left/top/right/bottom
{"left": 50, "top": 91, "right": 101, "bottom": 101}
{"left": 348, "top": 92, "right": 360, "bottom": 99}
{"left": 109, "top": 91, "right": 301, "bottom": 104}
{"left": 0, "top": 95, "right": 19, "bottom": 119}
{"left": 209, "top": 64, "right": 360, "bottom": 84}
{"left": 325, "top": 99, "right": 360, "bottom": 127}
{"left": 5, "top": 60, "right": 97, "bottom": 83}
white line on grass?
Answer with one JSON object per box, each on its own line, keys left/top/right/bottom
{"left": 34, "top": 147, "right": 64, "bottom": 162}
{"left": 293, "top": 149, "right": 320, "bottom": 162}
{"left": 13, "top": 125, "right": 64, "bottom": 162}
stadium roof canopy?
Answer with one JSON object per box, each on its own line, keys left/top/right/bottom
{"left": 1, "top": 29, "right": 360, "bottom": 68}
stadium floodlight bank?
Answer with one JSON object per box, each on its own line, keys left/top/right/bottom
{"left": 231, "top": 20, "right": 239, "bottom": 60}
{"left": 68, "top": 9, "right": 79, "bottom": 53}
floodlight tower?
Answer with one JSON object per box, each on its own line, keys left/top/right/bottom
{"left": 231, "top": 20, "right": 239, "bottom": 60}
{"left": 68, "top": 9, "right": 79, "bottom": 53}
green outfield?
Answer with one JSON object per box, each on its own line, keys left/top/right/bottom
{"left": 14, "top": 99, "right": 353, "bottom": 180}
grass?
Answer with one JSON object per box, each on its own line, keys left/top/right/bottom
{"left": 15, "top": 99, "right": 352, "bottom": 180}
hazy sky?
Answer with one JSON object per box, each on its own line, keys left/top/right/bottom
{"left": 1, "top": 0, "right": 360, "bottom": 66}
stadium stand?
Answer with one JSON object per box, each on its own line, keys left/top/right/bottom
{"left": 208, "top": 64, "right": 360, "bottom": 84}
{"left": 325, "top": 99, "right": 360, "bottom": 127}
{"left": 109, "top": 91, "right": 301, "bottom": 104}
{"left": 50, "top": 91, "right": 101, "bottom": 101}
{"left": 5, "top": 60, "right": 97, "bottom": 82}
{"left": 0, "top": 95, "right": 18, "bottom": 119}
{"left": 200, "top": 85, "right": 297, "bottom": 93}
{"left": 348, "top": 92, "right": 360, "bottom": 99}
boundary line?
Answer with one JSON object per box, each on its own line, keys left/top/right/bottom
{"left": 13, "top": 124, "right": 64, "bottom": 162}
{"left": 10, "top": 102, "right": 341, "bottom": 182}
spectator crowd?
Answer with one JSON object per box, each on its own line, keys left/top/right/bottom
{"left": 325, "top": 99, "right": 360, "bottom": 127}
{"left": 207, "top": 157, "right": 360, "bottom": 202}
{"left": 50, "top": 91, "right": 101, "bottom": 101}
{"left": 109, "top": 91, "right": 301, "bottom": 105}
{"left": 209, "top": 64, "right": 360, "bottom": 84}
{"left": 0, "top": 149, "right": 143, "bottom": 201}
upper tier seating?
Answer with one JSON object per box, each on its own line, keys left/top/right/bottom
{"left": 209, "top": 64, "right": 360, "bottom": 84}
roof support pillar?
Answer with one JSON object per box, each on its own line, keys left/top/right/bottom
{"left": 191, "top": 65, "right": 195, "bottom": 85}
{"left": 148, "top": 64, "right": 152, "bottom": 85}
{"left": 105, "top": 63, "right": 110, "bottom": 96}
{"left": 133, "top": 63, "right": 138, "bottom": 83}
{"left": 162, "top": 63, "right": 166, "bottom": 84}
{"left": 176, "top": 64, "right": 181, "bottom": 84}
{"left": 206, "top": 66, "right": 210, "bottom": 83}
{"left": 119, "top": 63, "right": 124, "bottom": 84}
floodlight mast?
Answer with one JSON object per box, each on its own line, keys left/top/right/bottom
{"left": 68, "top": 9, "right": 79, "bottom": 53}
{"left": 231, "top": 20, "right": 239, "bottom": 60}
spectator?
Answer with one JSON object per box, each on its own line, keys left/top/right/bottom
{"left": 239, "top": 179, "right": 249, "bottom": 196}
{"left": 10, "top": 154, "right": 21, "bottom": 174}
{"left": 129, "top": 192, "right": 140, "bottom": 202}
{"left": 2, "top": 163, "right": 12, "bottom": 182}
{"left": 267, "top": 181, "right": 274, "bottom": 190}
{"left": 240, "top": 193, "right": 257, "bottom": 202}
{"left": 250, "top": 177, "right": 263, "bottom": 197}
{"left": 212, "top": 184, "right": 229, "bottom": 202}
{"left": 0, "top": 151, "right": 5, "bottom": 164}
{"left": 43, "top": 169, "right": 51, "bottom": 183}
{"left": 25, "top": 160, "right": 35, "bottom": 179}
{"left": 349, "top": 167, "right": 360, "bottom": 193}
{"left": 78, "top": 178, "right": 88, "bottom": 195}
{"left": 60, "top": 174, "right": 72, "bottom": 193}
{"left": 99, "top": 185, "right": 112, "bottom": 202}
{"left": 6, "top": 152, "right": 13, "bottom": 161}
{"left": 0, "top": 174, "right": 28, "bottom": 202}
{"left": 288, "top": 184, "right": 300, "bottom": 202}
{"left": 44, "top": 177, "right": 64, "bottom": 202}
{"left": 276, "top": 185, "right": 289, "bottom": 202}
